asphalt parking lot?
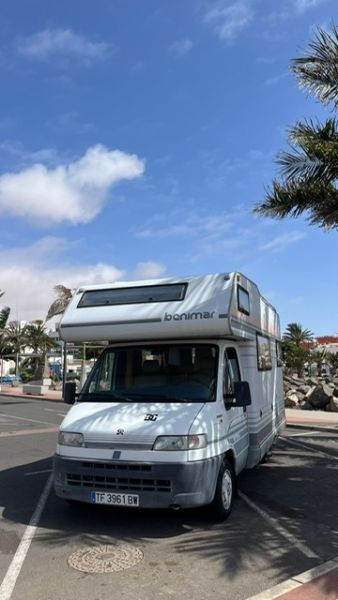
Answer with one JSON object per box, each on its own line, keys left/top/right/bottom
{"left": 0, "top": 396, "right": 338, "bottom": 600}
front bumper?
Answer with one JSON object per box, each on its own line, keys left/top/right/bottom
{"left": 53, "top": 454, "right": 222, "bottom": 509}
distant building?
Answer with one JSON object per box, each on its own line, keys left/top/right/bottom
{"left": 313, "top": 336, "right": 338, "bottom": 354}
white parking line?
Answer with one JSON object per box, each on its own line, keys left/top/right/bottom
{"left": 0, "top": 475, "right": 52, "bottom": 600}
{"left": 0, "top": 412, "right": 58, "bottom": 427}
{"left": 25, "top": 469, "right": 52, "bottom": 477}
{"left": 281, "top": 436, "right": 338, "bottom": 461}
{"left": 44, "top": 409, "right": 67, "bottom": 416}
{"left": 238, "top": 490, "right": 319, "bottom": 559}
{"left": 287, "top": 431, "right": 324, "bottom": 437}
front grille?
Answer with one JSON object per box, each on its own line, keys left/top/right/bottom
{"left": 66, "top": 462, "right": 171, "bottom": 493}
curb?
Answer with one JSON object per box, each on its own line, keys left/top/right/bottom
{"left": 0, "top": 391, "right": 63, "bottom": 403}
{"left": 286, "top": 422, "right": 338, "bottom": 434}
{"left": 246, "top": 556, "right": 338, "bottom": 600}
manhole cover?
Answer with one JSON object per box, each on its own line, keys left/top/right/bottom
{"left": 68, "top": 544, "right": 144, "bottom": 573}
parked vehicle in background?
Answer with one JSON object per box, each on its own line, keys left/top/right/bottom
{"left": 53, "top": 272, "right": 285, "bottom": 520}
{"left": 0, "top": 375, "right": 23, "bottom": 385}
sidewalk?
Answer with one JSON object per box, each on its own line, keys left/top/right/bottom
{"left": 0, "top": 384, "right": 63, "bottom": 402}
{"left": 286, "top": 408, "right": 338, "bottom": 430}
{"left": 248, "top": 557, "right": 338, "bottom": 600}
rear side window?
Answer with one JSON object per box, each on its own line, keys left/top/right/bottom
{"left": 256, "top": 334, "right": 272, "bottom": 371}
{"left": 276, "top": 340, "right": 283, "bottom": 367}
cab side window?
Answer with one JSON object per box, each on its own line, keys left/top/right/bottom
{"left": 223, "top": 347, "right": 241, "bottom": 399}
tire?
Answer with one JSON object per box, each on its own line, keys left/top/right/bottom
{"left": 210, "top": 458, "right": 235, "bottom": 521}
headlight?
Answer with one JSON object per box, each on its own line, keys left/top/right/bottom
{"left": 153, "top": 434, "right": 207, "bottom": 451}
{"left": 58, "top": 431, "right": 85, "bottom": 447}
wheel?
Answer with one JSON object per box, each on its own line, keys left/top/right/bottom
{"left": 210, "top": 458, "right": 235, "bottom": 521}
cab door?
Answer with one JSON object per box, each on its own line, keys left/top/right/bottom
{"left": 223, "top": 346, "right": 249, "bottom": 473}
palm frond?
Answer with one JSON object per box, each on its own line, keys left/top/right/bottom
{"left": 254, "top": 179, "right": 338, "bottom": 229}
{"left": 53, "top": 285, "right": 73, "bottom": 300}
{"left": 292, "top": 24, "right": 338, "bottom": 107}
{"left": 0, "top": 307, "right": 10, "bottom": 330}
{"left": 46, "top": 285, "right": 74, "bottom": 321}
{"left": 276, "top": 119, "right": 338, "bottom": 182}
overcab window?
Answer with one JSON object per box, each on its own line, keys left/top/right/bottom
{"left": 78, "top": 283, "right": 187, "bottom": 308}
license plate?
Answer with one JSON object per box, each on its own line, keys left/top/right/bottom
{"left": 91, "top": 491, "right": 139, "bottom": 507}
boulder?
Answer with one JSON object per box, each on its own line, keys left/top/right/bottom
{"left": 283, "top": 381, "right": 292, "bottom": 392}
{"left": 306, "top": 378, "right": 320, "bottom": 386}
{"left": 301, "top": 401, "right": 313, "bottom": 410}
{"left": 306, "top": 384, "right": 332, "bottom": 409}
{"left": 285, "top": 393, "right": 299, "bottom": 408}
{"left": 326, "top": 397, "right": 338, "bottom": 412}
{"left": 297, "top": 385, "right": 311, "bottom": 395}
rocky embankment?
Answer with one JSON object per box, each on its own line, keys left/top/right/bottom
{"left": 284, "top": 374, "right": 338, "bottom": 412}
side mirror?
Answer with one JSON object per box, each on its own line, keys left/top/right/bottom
{"left": 64, "top": 381, "right": 77, "bottom": 405}
{"left": 224, "top": 381, "right": 251, "bottom": 408}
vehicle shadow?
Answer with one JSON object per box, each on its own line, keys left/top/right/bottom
{"left": 1, "top": 438, "right": 338, "bottom": 595}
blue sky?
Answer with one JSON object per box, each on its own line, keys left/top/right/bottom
{"left": 0, "top": 0, "right": 337, "bottom": 334}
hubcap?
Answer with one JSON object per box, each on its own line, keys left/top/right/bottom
{"left": 221, "top": 469, "right": 233, "bottom": 510}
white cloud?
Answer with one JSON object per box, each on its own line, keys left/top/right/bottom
{"left": 264, "top": 71, "right": 289, "bottom": 86}
{"left": 133, "top": 261, "right": 167, "bottom": 280}
{"left": 294, "top": 0, "right": 327, "bottom": 12}
{"left": 136, "top": 213, "right": 233, "bottom": 239}
{"left": 204, "top": 1, "right": 253, "bottom": 42}
{"left": 16, "top": 28, "right": 112, "bottom": 63}
{"left": 54, "top": 112, "right": 95, "bottom": 134}
{"left": 0, "top": 238, "right": 167, "bottom": 322}
{"left": 260, "top": 231, "right": 306, "bottom": 251}
{"left": 0, "top": 144, "right": 145, "bottom": 226}
{"left": 169, "top": 39, "right": 193, "bottom": 57}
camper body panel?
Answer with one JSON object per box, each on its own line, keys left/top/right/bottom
{"left": 60, "top": 273, "right": 234, "bottom": 343}
{"left": 237, "top": 341, "right": 285, "bottom": 467}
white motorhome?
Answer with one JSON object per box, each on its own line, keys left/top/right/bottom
{"left": 54, "top": 272, "right": 285, "bottom": 520}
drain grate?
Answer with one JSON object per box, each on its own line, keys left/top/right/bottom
{"left": 68, "top": 544, "right": 144, "bottom": 573}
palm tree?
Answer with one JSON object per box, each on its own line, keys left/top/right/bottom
{"left": 310, "top": 349, "right": 327, "bottom": 373}
{"left": 46, "top": 285, "right": 73, "bottom": 321}
{"left": 254, "top": 24, "right": 338, "bottom": 229}
{"left": 327, "top": 352, "right": 338, "bottom": 373}
{"left": 24, "top": 320, "right": 58, "bottom": 379}
{"left": 283, "top": 323, "right": 314, "bottom": 347}
{"left": 0, "top": 306, "right": 11, "bottom": 381}
{"left": 282, "top": 341, "right": 310, "bottom": 377}
{"left": 5, "top": 321, "right": 28, "bottom": 375}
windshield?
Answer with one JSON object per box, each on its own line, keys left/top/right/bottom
{"left": 80, "top": 343, "right": 218, "bottom": 403}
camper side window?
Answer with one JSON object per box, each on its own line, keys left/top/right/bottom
{"left": 237, "top": 286, "right": 250, "bottom": 315}
{"left": 276, "top": 341, "right": 283, "bottom": 367}
{"left": 256, "top": 334, "right": 272, "bottom": 371}
{"left": 223, "top": 348, "right": 241, "bottom": 401}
